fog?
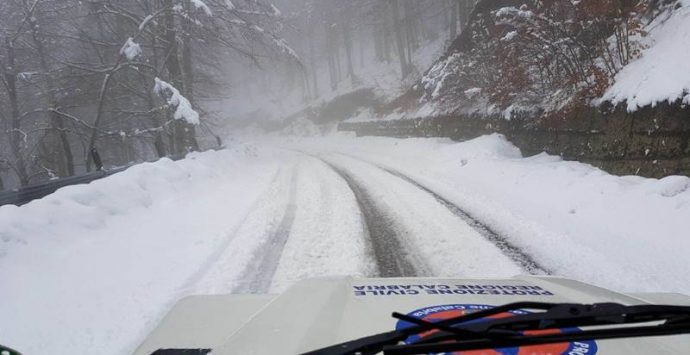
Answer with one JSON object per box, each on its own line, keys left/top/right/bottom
{"left": 0, "top": 0, "right": 469, "bottom": 191}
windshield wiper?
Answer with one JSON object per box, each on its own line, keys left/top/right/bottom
{"left": 302, "top": 302, "right": 690, "bottom": 355}
{"left": 0, "top": 344, "right": 22, "bottom": 355}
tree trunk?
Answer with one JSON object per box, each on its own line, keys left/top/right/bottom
{"left": 359, "top": 29, "right": 365, "bottom": 68}
{"left": 28, "top": 17, "right": 75, "bottom": 177}
{"left": 164, "top": 0, "right": 195, "bottom": 154}
{"left": 309, "top": 35, "right": 319, "bottom": 97}
{"left": 3, "top": 38, "right": 29, "bottom": 186}
{"left": 148, "top": 24, "right": 168, "bottom": 158}
{"left": 374, "top": 3, "right": 386, "bottom": 62}
{"left": 325, "top": 21, "right": 338, "bottom": 90}
{"left": 403, "top": 0, "right": 416, "bottom": 69}
{"left": 307, "top": 15, "right": 319, "bottom": 97}
{"left": 461, "top": 0, "right": 474, "bottom": 27}
{"left": 342, "top": 15, "right": 357, "bottom": 84}
{"left": 390, "top": 0, "right": 409, "bottom": 78}
{"left": 450, "top": 0, "right": 458, "bottom": 40}
{"left": 334, "top": 32, "right": 342, "bottom": 82}
{"left": 382, "top": 3, "right": 392, "bottom": 63}
{"left": 180, "top": 1, "right": 200, "bottom": 152}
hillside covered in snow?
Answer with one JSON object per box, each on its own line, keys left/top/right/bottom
{"left": 338, "top": 0, "right": 690, "bottom": 178}
{"left": 405, "top": 0, "right": 690, "bottom": 118}
{"left": 601, "top": 0, "right": 690, "bottom": 111}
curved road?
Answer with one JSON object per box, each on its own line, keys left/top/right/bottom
{"left": 194, "top": 150, "right": 549, "bottom": 294}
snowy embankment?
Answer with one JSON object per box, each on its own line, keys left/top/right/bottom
{"left": 0, "top": 146, "right": 283, "bottom": 355}
{"left": 285, "top": 134, "right": 690, "bottom": 295}
{"left": 601, "top": 0, "right": 690, "bottom": 110}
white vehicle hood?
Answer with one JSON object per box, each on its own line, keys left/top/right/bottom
{"left": 135, "top": 275, "right": 690, "bottom": 354}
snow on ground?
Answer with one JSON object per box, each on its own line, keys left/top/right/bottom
{"left": 269, "top": 158, "right": 374, "bottom": 292}
{"left": 321, "top": 153, "right": 524, "bottom": 278}
{"left": 192, "top": 156, "right": 374, "bottom": 295}
{"left": 601, "top": 0, "right": 690, "bottom": 110}
{"left": 2, "top": 131, "right": 690, "bottom": 354}
{"left": 280, "top": 133, "right": 690, "bottom": 295}
{"left": 0, "top": 145, "right": 284, "bottom": 355}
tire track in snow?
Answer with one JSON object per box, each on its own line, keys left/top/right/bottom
{"left": 316, "top": 158, "right": 422, "bottom": 278}
{"left": 267, "top": 158, "right": 377, "bottom": 292}
{"left": 335, "top": 153, "right": 550, "bottom": 275}
{"left": 181, "top": 168, "right": 283, "bottom": 293}
{"left": 233, "top": 168, "right": 299, "bottom": 293}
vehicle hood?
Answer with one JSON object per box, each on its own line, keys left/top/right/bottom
{"left": 135, "top": 275, "right": 690, "bottom": 354}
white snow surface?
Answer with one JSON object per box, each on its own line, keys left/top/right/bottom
{"left": 120, "top": 37, "right": 141, "bottom": 61}
{"left": 2, "top": 132, "right": 689, "bottom": 354}
{"left": 270, "top": 3, "right": 281, "bottom": 16}
{"left": 138, "top": 15, "right": 154, "bottom": 31}
{"left": 153, "top": 78, "right": 200, "bottom": 125}
{"left": 273, "top": 37, "right": 300, "bottom": 61}
{"left": 495, "top": 6, "right": 535, "bottom": 20}
{"left": 190, "top": 0, "right": 212, "bottom": 16}
{"left": 0, "top": 146, "right": 282, "bottom": 354}
{"left": 279, "top": 134, "right": 690, "bottom": 296}
{"left": 601, "top": 1, "right": 690, "bottom": 111}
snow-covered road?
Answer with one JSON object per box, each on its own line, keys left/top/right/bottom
{"left": 321, "top": 153, "right": 549, "bottom": 275}
{"left": 317, "top": 153, "right": 527, "bottom": 278}
{"left": 194, "top": 150, "right": 535, "bottom": 294}
{"left": 192, "top": 155, "right": 375, "bottom": 296}
{"left": 2, "top": 134, "right": 689, "bottom": 355}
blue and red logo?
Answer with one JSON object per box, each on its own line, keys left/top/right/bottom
{"left": 395, "top": 304, "right": 597, "bottom": 355}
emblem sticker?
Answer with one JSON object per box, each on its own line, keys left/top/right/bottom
{"left": 395, "top": 304, "right": 597, "bottom": 355}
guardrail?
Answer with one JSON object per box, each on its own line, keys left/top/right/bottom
{"left": 0, "top": 150, "right": 187, "bottom": 207}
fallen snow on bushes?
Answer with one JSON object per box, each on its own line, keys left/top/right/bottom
{"left": 190, "top": 0, "right": 212, "bottom": 16}
{"left": 120, "top": 37, "right": 141, "bottom": 60}
{"left": 602, "top": 1, "right": 690, "bottom": 110}
{"left": 154, "top": 78, "right": 200, "bottom": 125}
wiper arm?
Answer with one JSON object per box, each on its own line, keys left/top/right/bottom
{"left": 387, "top": 302, "right": 690, "bottom": 354}
{"left": 0, "top": 344, "right": 22, "bottom": 355}
{"left": 301, "top": 302, "right": 559, "bottom": 355}
{"left": 302, "top": 302, "right": 690, "bottom": 355}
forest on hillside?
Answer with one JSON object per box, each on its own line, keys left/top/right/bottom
{"left": 0, "top": 0, "right": 297, "bottom": 190}
{"left": 0, "top": 0, "right": 476, "bottom": 191}
{"left": 2, "top": 0, "right": 687, "bottom": 189}
{"left": 413, "top": 0, "right": 680, "bottom": 119}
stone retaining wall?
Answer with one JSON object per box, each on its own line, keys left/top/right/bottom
{"left": 339, "top": 103, "right": 690, "bottom": 178}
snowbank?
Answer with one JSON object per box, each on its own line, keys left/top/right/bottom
{"left": 0, "top": 146, "right": 281, "bottom": 355}
{"left": 601, "top": 1, "right": 690, "bottom": 111}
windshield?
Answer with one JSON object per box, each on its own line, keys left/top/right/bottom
{"left": 1, "top": 0, "right": 689, "bottom": 354}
